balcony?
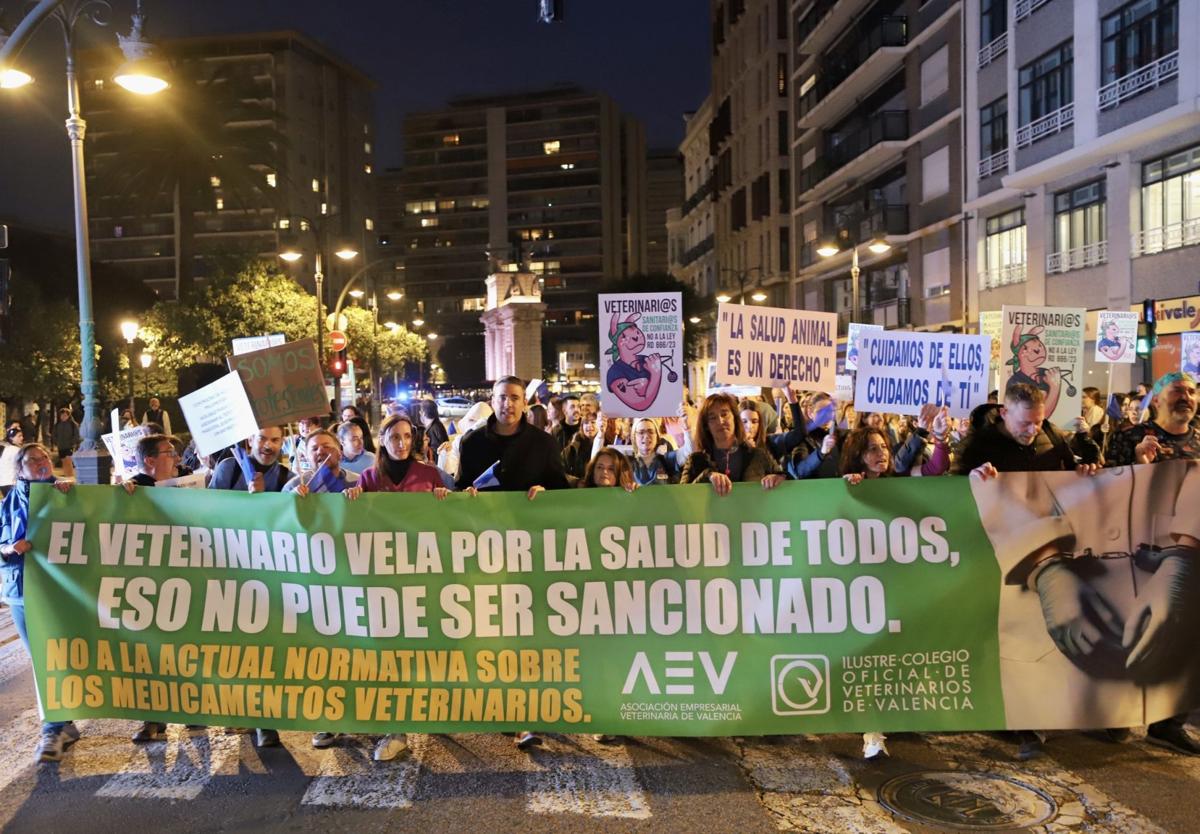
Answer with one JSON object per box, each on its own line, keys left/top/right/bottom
{"left": 794, "top": 0, "right": 872, "bottom": 70}
{"left": 980, "top": 262, "right": 1027, "bottom": 289}
{"left": 978, "top": 149, "right": 1009, "bottom": 179}
{"left": 681, "top": 234, "right": 715, "bottom": 266}
{"left": 1132, "top": 218, "right": 1200, "bottom": 257}
{"left": 857, "top": 203, "right": 909, "bottom": 238}
{"left": 1046, "top": 241, "right": 1107, "bottom": 273}
{"left": 681, "top": 175, "right": 714, "bottom": 217}
{"left": 1015, "top": 103, "right": 1073, "bottom": 149}
{"left": 978, "top": 32, "right": 1007, "bottom": 68}
{"left": 1098, "top": 52, "right": 1179, "bottom": 112}
{"left": 798, "top": 111, "right": 908, "bottom": 199}
{"left": 796, "top": 17, "right": 908, "bottom": 129}
{"left": 1014, "top": 0, "right": 1052, "bottom": 23}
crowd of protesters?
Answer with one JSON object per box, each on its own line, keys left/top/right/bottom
{"left": 0, "top": 370, "right": 1197, "bottom": 767}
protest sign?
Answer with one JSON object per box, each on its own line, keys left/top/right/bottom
{"left": 226, "top": 338, "right": 327, "bottom": 428}
{"left": 101, "top": 413, "right": 148, "bottom": 477}
{"left": 25, "top": 460, "right": 1200, "bottom": 736}
{"left": 844, "top": 323, "right": 882, "bottom": 372}
{"left": 1000, "top": 305, "right": 1085, "bottom": 427}
{"left": 178, "top": 370, "right": 261, "bottom": 457}
{"left": 715, "top": 303, "right": 836, "bottom": 393}
{"left": 231, "top": 334, "right": 286, "bottom": 356}
{"left": 853, "top": 330, "right": 990, "bottom": 418}
{"left": 1095, "top": 311, "right": 1138, "bottom": 364}
{"left": 834, "top": 374, "right": 854, "bottom": 403}
{"left": 598, "top": 292, "right": 683, "bottom": 418}
{"left": 1182, "top": 331, "right": 1200, "bottom": 375}
{"left": 979, "top": 311, "right": 1002, "bottom": 388}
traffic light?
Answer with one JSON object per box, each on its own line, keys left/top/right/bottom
{"left": 330, "top": 348, "right": 347, "bottom": 377}
{"left": 1136, "top": 298, "right": 1157, "bottom": 357}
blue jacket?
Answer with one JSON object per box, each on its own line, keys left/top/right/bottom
{"left": 0, "top": 478, "right": 53, "bottom": 605}
{"left": 208, "top": 456, "right": 290, "bottom": 492}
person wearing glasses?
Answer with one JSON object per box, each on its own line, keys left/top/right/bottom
{"left": 124, "top": 434, "right": 180, "bottom": 488}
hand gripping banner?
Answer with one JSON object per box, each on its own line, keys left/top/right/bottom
{"left": 23, "top": 459, "right": 1200, "bottom": 735}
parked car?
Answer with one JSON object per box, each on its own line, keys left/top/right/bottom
{"left": 436, "top": 396, "right": 473, "bottom": 419}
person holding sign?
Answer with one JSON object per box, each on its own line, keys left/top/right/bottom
{"left": 680, "top": 393, "right": 783, "bottom": 495}
{"left": 208, "top": 428, "right": 291, "bottom": 494}
{"left": 0, "top": 444, "right": 77, "bottom": 762}
{"left": 283, "top": 430, "right": 362, "bottom": 496}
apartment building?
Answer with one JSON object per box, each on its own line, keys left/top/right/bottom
{"left": 645, "top": 150, "right": 685, "bottom": 275}
{"left": 711, "top": 0, "right": 793, "bottom": 306}
{"left": 788, "top": 0, "right": 966, "bottom": 337}
{"left": 82, "top": 31, "right": 375, "bottom": 301}
{"left": 965, "top": 0, "right": 1199, "bottom": 386}
{"left": 395, "top": 86, "right": 647, "bottom": 380}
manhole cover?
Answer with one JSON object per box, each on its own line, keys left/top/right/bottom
{"left": 877, "top": 770, "right": 1058, "bottom": 830}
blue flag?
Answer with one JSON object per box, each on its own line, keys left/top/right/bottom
{"left": 472, "top": 460, "right": 502, "bottom": 490}
{"left": 806, "top": 402, "right": 836, "bottom": 433}
{"left": 1106, "top": 394, "right": 1124, "bottom": 422}
{"left": 231, "top": 445, "right": 257, "bottom": 485}
{"left": 306, "top": 463, "right": 343, "bottom": 494}
{"left": 1139, "top": 390, "right": 1154, "bottom": 416}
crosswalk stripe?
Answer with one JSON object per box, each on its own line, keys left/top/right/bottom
{"left": 94, "top": 725, "right": 246, "bottom": 801}
{"left": 525, "top": 735, "right": 652, "bottom": 820}
{"left": 732, "top": 736, "right": 905, "bottom": 833}
{"left": 299, "top": 734, "right": 424, "bottom": 809}
{"left": 925, "top": 733, "right": 1165, "bottom": 833}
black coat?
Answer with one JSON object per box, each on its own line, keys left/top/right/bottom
{"left": 954, "top": 408, "right": 1101, "bottom": 474}
{"left": 455, "top": 416, "right": 570, "bottom": 492}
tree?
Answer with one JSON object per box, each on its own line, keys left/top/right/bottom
{"left": 137, "top": 261, "right": 320, "bottom": 394}
{"left": 91, "top": 64, "right": 286, "bottom": 295}
{"left": 0, "top": 283, "right": 84, "bottom": 406}
{"left": 340, "top": 305, "right": 427, "bottom": 392}
{"left": 599, "top": 272, "right": 708, "bottom": 361}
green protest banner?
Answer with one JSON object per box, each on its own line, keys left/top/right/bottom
{"left": 23, "top": 461, "right": 1200, "bottom": 735}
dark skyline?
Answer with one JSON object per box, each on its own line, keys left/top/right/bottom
{"left": 0, "top": 0, "right": 710, "bottom": 230}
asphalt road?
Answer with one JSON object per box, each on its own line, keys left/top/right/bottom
{"left": 0, "top": 626, "right": 1194, "bottom": 833}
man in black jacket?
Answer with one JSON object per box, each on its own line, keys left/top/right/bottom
{"left": 955, "top": 384, "right": 1101, "bottom": 476}
{"left": 454, "top": 377, "right": 567, "bottom": 750}
{"left": 456, "top": 377, "right": 569, "bottom": 497}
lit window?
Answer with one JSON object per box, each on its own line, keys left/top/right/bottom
{"left": 266, "top": 172, "right": 277, "bottom": 188}
{"left": 210, "top": 176, "right": 221, "bottom": 187}
{"left": 438, "top": 199, "right": 456, "bottom": 211}
{"left": 215, "top": 197, "right": 224, "bottom": 210}
{"left": 560, "top": 163, "right": 575, "bottom": 170}
{"left": 406, "top": 201, "right": 422, "bottom": 214}
{"left": 300, "top": 219, "right": 311, "bottom": 231}
{"left": 364, "top": 141, "right": 372, "bottom": 154}
{"left": 320, "top": 202, "right": 328, "bottom": 215}
{"left": 311, "top": 178, "right": 320, "bottom": 192}
{"left": 420, "top": 217, "right": 439, "bottom": 228}
{"left": 365, "top": 218, "right": 375, "bottom": 231}
{"left": 363, "top": 123, "right": 370, "bottom": 135}
{"left": 443, "top": 134, "right": 461, "bottom": 146}
{"left": 364, "top": 164, "right": 372, "bottom": 174}
{"left": 461, "top": 297, "right": 487, "bottom": 311}
{"left": 543, "top": 140, "right": 561, "bottom": 155}
{"left": 114, "top": 225, "right": 124, "bottom": 237}
{"left": 94, "top": 79, "right": 105, "bottom": 89}
{"left": 278, "top": 218, "right": 291, "bottom": 230}
{"left": 471, "top": 197, "right": 490, "bottom": 209}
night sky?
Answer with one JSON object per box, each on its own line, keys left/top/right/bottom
{"left": 0, "top": 0, "right": 710, "bottom": 230}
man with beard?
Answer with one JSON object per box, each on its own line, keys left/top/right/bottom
{"left": 207, "top": 427, "right": 290, "bottom": 747}
{"left": 1108, "top": 373, "right": 1200, "bottom": 467}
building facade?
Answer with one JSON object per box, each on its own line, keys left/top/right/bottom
{"left": 82, "top": 31, "right": 375, "bottom": 302}
{"left": 393, "top": 86, "right": 648, "bottom": 383}
{"left": 788, "top": 0, "right": 966, "bottom": 338}
{"left": 711, "top": 0, "right": 793, "bottom": 308}
{"left": 965, "top": 0, "right": 1200, "bottom": 387}
{"left": 645, "top": 150, "right": 685, "bottom": 275}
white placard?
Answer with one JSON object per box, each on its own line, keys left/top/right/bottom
{"left": 178, "top": 370, "right": 260, "bottom": 457}
{"left": 598, "top": 292, "right": 684, "bottom": 418}
{"left": 715, "top": 303, "right": 837, "bottom": 393}
{"left": 854, "top": 330, "right": 991, "bottom": 418}
{"left": 844, "top": 322, "right": 883, "bottom": 371}
{"left": 834, "top": 374, "right": 855, "bottom": 403}
{"left": 1001, "top": 305, "right": 1085, "bottom": 428}
{"left": 101, "top": 418, "right": 148, "bottom": 478}
{"left": 1183, "top": 331, "right": 1200, "bottom": 376}
{"left": 231, "top": 333, "right": 286, "bottom": 355}
{"left": 1094, "top": 311, "right": 1138, "bottom": 364}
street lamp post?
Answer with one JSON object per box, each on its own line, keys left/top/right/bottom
{"left": 816, "top": 237, "right": 892, "bottom": 325}
{"left": 277, "top": 217, "right": 359, "bottom": 367}
{"left": 120, "top": 319, "right": 138, "bottom": 417}
{"left": 1, "top": 0, "right": 167, "bottom": 483}
{"left": 715, "top": 267, "right": 768, "bottom": 305}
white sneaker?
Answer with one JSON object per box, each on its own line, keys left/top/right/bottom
{"left": 311, "top": 732, "right": 340, "bottom": 749}
{"left": 373, "top": 733, "right": 408, "bottom": 762}
{"left": 862, "top": 732, "right": 889, "bottom": 760}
